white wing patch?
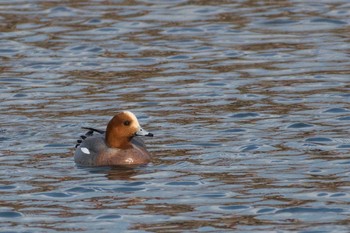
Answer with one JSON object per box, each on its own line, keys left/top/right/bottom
{"left": 81, "top": 147, "right": 90, "bottom": 155}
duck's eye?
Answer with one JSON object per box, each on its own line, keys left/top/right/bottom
{"left": 123, "top": 120, "right": 130, "bottom": 126}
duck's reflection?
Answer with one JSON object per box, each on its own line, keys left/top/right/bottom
{"left": 106, "top": 166, "right": 143, "bottom": 180}
{"left": 80, "top": 165, "right": 150, "bottom": 180}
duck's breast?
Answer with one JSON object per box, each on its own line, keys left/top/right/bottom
{"left": 95, "top": 146, "right": 150, "bottom": 166}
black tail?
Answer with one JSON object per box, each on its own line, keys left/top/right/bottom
{"left": 75, "top": 127, "right": 105, "bottom": 148}
{"left": 81, "top": 127, "right": 105, "bottom": 135}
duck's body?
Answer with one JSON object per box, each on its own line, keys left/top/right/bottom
{"left": 74, "top": 111, "right": 153, "bottom": 167}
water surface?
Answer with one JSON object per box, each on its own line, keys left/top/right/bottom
{"left": 1, "top": 0, "right": 350, "bottom": 232}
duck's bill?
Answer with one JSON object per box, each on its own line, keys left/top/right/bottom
{"left": 135, "top": 127, "right": 154, "bottom": 137}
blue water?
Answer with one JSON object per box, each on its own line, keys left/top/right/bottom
{"left": 1, "top": 0, "right": 350, "bottom": 232}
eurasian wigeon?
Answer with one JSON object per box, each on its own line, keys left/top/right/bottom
{"left": 74, "top": 111, "right": 153, "bottom": 166}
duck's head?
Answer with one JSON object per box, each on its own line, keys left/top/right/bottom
{"left": 106, "top": 111, "right": 153, "bottom": 148}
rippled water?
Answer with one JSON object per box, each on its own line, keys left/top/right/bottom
{"left": 1, "top": 0, "right": 350, "bottom": 232}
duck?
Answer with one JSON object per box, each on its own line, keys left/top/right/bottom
{"left": 74, "top": 111, "right": 153, "bottom": 167}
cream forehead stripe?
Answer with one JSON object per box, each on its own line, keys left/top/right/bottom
{"left": 123, "top": 111, "right": 140, "bottom": 125}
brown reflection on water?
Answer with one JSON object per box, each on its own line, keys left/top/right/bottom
{"left": 105, "top": 167, "right": 145, "bottom": 180}
{"left": 132, "top": 215, "right": 271, "bottom": 232}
